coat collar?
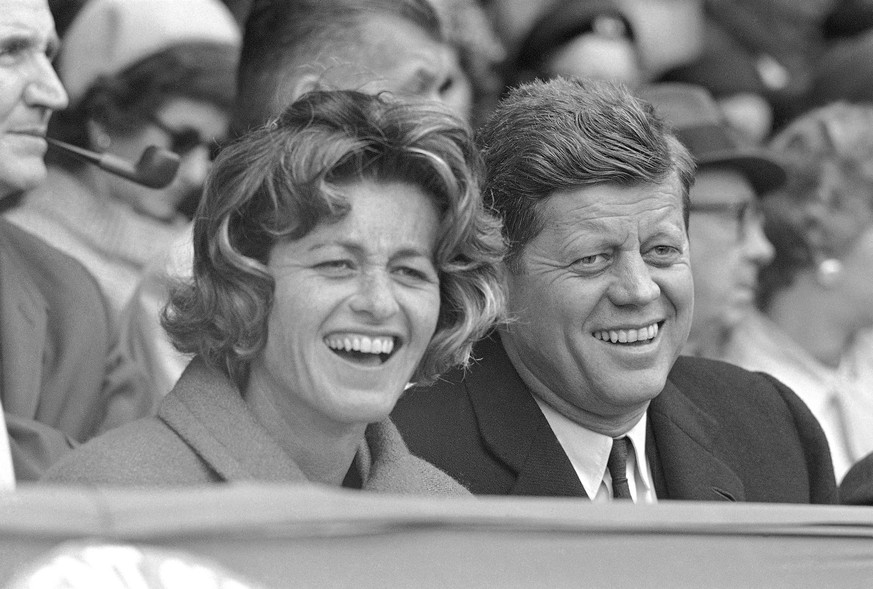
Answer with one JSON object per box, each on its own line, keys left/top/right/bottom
{"left": 0, "top": 222, "right": 47, "bottom": 416}
{"left": 465, "top": 335, "right": 745, "bottom": 501}
{"left": 159, "top": 358, "right": 468, "bottom": 495}
{"left": 464, "top": 334, "right": 586, "bottom": 497}
{"left": 648, "top": 376, "right": 745, "bottom": 501}
{"left": 158, "top": 359, "right": 306, "bottom": 483}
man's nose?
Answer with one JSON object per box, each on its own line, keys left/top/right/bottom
{"left": 349, "top": 271, "right": 400, "bottom": 320}
{"left": 743, "top": 219, "right": 775, "bottom": 266}
{"left": 608, "top": 254, "right": 661, "bottom": 306}
{"left": 25, "top": 57, "right": 68, "bottom": 112}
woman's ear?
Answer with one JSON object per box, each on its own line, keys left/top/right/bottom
{"left": 85, "top": 119, "right": 112, "bottom": 152}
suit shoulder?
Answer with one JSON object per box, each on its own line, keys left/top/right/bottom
{"left": 668, "top": 356, "right": 824, "bottom": 443}
{"left": 0, "top": 219, "right": 108, "bottom": 315}
{"left": 672, "top": 354, "right": 769, "bottom": 381}
{"left": 840, "top": 452, "right": 873, "bottom": 505}
{"left": 667, "top": 356, "right": 837, "bottom": 503}
{"left": 670, "top": 355, "right": 794, "bottom": 400}
{"left": 0, "top": 219, "right": 93, "bottom": 281}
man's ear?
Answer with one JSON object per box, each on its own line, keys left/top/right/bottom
{"left": 270, "top": 71, "right": 325, "bottom": 115}
{"left": 288, "top": 72, "right": 324, "bottom": 99}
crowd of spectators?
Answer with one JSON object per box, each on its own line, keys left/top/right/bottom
{"left": 3, "top": 0, "right": 873, "bottom": 512}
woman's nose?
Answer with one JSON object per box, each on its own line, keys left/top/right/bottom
{"left": 608, "top": 254, "right": 661, "bottom": 306}
{"left": 350, "top": 272, "right": 400, "bottom": 320}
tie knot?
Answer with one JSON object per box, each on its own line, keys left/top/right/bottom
{"left": 607, "top": 437, "right": 632, "bottom": 500}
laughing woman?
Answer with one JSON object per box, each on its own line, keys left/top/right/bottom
{"left": 43, "top": 90, "right": 504, "bottom": 492}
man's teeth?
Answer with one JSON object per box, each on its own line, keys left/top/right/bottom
{"left": 594, "top": 323, "right": 658, "bottom": 344}
{"left": 325, "top": 335, "right": 395, "bottom": 355}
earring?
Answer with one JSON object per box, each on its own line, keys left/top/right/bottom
{"left": 816, "top": 258, "right": 843, "bottom": 288}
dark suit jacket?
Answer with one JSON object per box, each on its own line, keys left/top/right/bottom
{"left": 392, "top": 334, "right": 837, "bottom": 503}
{"left": 839, "top": 452, "right": 873, "bottom": 505}
{"left": 0, "top": 219, "right": 147, "bottom": 480}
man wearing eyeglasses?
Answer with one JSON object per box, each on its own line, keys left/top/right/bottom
{"left": 638, "top": 83, "right": 784, "bottom": 360}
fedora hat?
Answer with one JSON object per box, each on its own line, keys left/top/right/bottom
{"left": 637, "top": 82, "right": 786, "bottom": 194}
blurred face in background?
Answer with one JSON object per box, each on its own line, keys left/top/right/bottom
{"left": 96, "top": 97, "right": 228, "bottom": 222}
{"left": 327, "top": 13, "right": 473, "bottom": 121}
{"left": 0, "top": 0, "right": 68, "bottom": 198}
{"left": 687, "top": 166, "right": 774, "bottom": 353}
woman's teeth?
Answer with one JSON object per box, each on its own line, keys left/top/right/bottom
{"left": 594, "top": 323, "right": 659, "bottom": 344}
{"left": 325, "top": 335, "right": 395, "bottom": 355}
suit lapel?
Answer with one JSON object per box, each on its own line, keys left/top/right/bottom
{"left": 648, "top": 379, "right": 745, "bottom": 501}
{"left": 0, "top": 237, "right": 47, "bottom": 417}
{"left": 466, "top": 335, "right": 586, "bottom": 497}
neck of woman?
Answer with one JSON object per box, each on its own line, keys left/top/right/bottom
{"left": 244, "top": 371, "right": 367, "bottom": 486}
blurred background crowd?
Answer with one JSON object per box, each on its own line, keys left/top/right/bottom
{"left": 4, "top": 0, "right": 873, "bottom": 501}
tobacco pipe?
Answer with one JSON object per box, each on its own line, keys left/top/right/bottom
{"left": 47, "top": 137, "right": 180, "bottom": 189}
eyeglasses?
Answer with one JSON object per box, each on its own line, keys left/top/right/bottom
{"left": 689, "top": 200, "right": 763, "bottom": 241}
{"left": 149, "top": 116, "right": 224, "bottom": 160}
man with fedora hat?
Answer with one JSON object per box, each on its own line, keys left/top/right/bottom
{"left": 392, "top": 76, "right": 836, "bottom": 503}
{"left": 637, "top": 82, "right": 784, "bottom": 360}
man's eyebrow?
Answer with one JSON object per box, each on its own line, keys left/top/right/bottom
{"left": 0, "top": 29, "right": 61, "bottom": 58}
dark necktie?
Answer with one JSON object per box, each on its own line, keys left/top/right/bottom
{"left": 608, "top": 437, "right": 633, "bottom": 500}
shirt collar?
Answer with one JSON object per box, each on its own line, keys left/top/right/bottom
{"left": 533, "top": 396, "right": 651, "bottom": 499}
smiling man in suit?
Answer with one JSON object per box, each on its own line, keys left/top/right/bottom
{"left": 392, "top": 77, "right": 836, "bottom": 504}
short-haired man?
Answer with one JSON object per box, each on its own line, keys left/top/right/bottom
{"left": 392, "top": 77, "right": 836, "bottom": 503}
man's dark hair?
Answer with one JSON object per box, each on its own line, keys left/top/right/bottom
{"left": 476, "top": 77, "right": 695, "bottom": 271}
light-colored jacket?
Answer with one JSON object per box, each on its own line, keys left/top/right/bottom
{"left": 43, "top": 358, "right": 469, "bottom": 496}
{"left": 0, "top": 219, "right": 147, "bottom": 481}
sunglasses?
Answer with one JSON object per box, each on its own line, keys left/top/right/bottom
{"left": 689, "top": 200, "right": 763, "bottom": 241}
{"left": 149, "top": 116, "right": 224, "bottom": 160}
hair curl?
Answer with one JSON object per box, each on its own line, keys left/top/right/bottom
{"left": 475, "top": 77, "right": 695, "bottom": 272}
{"left": 163, "top": 90, "right": 505, "bottom": 389}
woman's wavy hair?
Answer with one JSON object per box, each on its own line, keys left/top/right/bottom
{"left": 163, "top": 90, "right": 506, "bottom": 389}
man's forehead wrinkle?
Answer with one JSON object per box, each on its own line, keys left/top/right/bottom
{"left": 548, "top": 198, "right": 679, "bottom": 231}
